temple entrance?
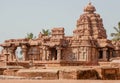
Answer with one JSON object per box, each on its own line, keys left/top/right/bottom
{"left": 50, "top": 48, "right": 57, "bottom": 60}
{"left": 99, "top": 50, "right": 103, "bottom": 59}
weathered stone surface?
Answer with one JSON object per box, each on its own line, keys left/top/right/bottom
{"left": 59, "top": 69, "right": 100, "bottom": 80}
{"left": 59, "top": 69, "right": 78, "bottom": 79}
{"left": 77, "top": 69, "right": 100, "bottom": 79}
{"left": 3, "top": 69, "right": 18, "bottom": 76}
{"left": 16, "top": 69, "right": 59, "bottom": 80}
{"left": 0, "top": 68, "right": 6, "bottom": 75}
{"left": 101, "top": 67, "right": 119, "bottom": 80}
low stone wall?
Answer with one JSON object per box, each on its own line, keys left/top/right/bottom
{"left": 98, "top": 62, "right": 111, "bottom": 67}
{"left": 101, "top": 67, "right": 119, "bottom": 80}
{"left": 7, "top": 62, "right": 30, "bottom": 68}
{"left": 7, "top": 61, "right": 98, "bottom": 67}
{"left": 3, "top": 69, "right": 18, "bottom": 76}
{"left": 1, "top": 67, "right": 120, "bottom": 80}
{"left": 77, "top": 69, "right": 100, "bottom": 79}
{"left": 16, "top": 69, "right": 59, "bottom": 80}
{"left": 16, "top": 69, "right": 100, "bottom": 80}
{"left": 59, "top": 69, "right": 78, "bottom": 79}
{"left": 59, "top": 69, "right": 100, "bottom": 79}
{"left": 60, "top": 61, "right": 98, "bottom": 66}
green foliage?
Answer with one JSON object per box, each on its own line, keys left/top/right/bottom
{"left": 26, "top": 32, "right": 36, "bottom": 39}
{"left": 111, "top": 22, "right": 120, "bottom": 41}
{"left": 42, "top": 29, "right": 51, "bottom": 36}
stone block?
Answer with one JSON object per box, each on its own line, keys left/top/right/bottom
{"left": 59, "top": 69, "right": 78, "bottom": 79}
{"left": 16, "top": 69, "right": 59, "bottom": 80}
{"left": 101, "top": 67, "right": 119, "bottom": 80}
{"left": 77, "top": 69, "right": 100, "bottom": 80}
{"left": 3, "top": 69, "right": 18, "bottom": 76}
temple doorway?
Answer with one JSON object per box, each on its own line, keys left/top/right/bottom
{"left": 99, "top": 50, "right": 103, "bottom": 59}
{"left": 50, "top": 48, "right": 57, "bottom": 60}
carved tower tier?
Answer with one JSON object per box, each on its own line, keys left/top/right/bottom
{"left": 73, "top": 2, "right": 107, "bottom": 39}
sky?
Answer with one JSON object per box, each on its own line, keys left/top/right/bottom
{"left": 0, "top": 0, "right": 120, "bottom": 45}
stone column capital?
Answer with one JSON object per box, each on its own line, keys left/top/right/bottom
{"left": 56, "top": 46, "right": 62, "bottom": 50}
{"left": 103, "top": 48, "right": 108, "bottom": 51}
{"left": 21, "top": 45, "right": 27, "bottom": 49}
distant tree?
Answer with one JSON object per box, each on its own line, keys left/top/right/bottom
{"left": 42, "top": 29, "right": 51, "bottom": 36}
{"left": 26, "top": 32, "right": 36, "bottom": 39}
{"left": 111, "top": 22, "right": 120, "bottom": 41}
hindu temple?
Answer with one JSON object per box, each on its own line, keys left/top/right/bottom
{"left": 0, "top": 3, "right": 119, "bottom": 67}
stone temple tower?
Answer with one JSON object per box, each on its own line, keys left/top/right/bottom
{"left": 71, "top": 2, "right": 112, "bottom": 64}
{"left": 73, "top": 2, "right": 107, "bottom": 39}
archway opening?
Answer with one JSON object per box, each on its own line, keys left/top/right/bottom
{"left": 15, "top": 47, "right": 23, "bottom": 60}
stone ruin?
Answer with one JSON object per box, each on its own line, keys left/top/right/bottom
{"left": 0, "top": 3, "right": 119, "bottom": 67}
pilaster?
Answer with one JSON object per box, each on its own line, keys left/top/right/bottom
{"left": 21, "top": 45, "right": 28, "bottom": 61}
{"left": 103, "top": 48, "right": 108, "bottom": 61}
{"left": 56, "top": 47, "right": 62, "bottom": 61}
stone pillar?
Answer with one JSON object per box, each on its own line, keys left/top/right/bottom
{"left": 95, "top": 49, "right": 99, "bottom": 62}
{"left": 42, "top": 46, "right": 47, "bottom": 61}
{"left": 118, "top": 50, "right": 120, "bottom": 57}
{"left": 49, "top": 51, "right": 52, "bottom": 60}
{"left": 76, "top": 48, "right": 79, "bottom": 61}
{"left": 103, "top": 48, "right": 107, "bottom": 61}
{"left": 46, "top": 50, "right": 50, "bottom": 61}
{"left": 46, "top": 47, "right": 50, "bottom": 61}
{"left": 21, "top": 45, "right": 28, "bottom": 61}
{"left": 8, "top": 47, "right": 16, "bottom": 61}
{"left": 56, "top": 47, "right": 62, "bottom": 61}
{"left": 110, "top": 50, "right": 113, "bottom": 58}
{"left": 87, "top": 47, "right": 92, "bottom": 62}
{"left": 39, "top": 46, "right": 42, "bottom": 60}
{"left": 3, "top": 48, "right": 8, "bottom": 62}
{"left": 13, "top": 50, "right": 16, "bottom": 61}
{"left": 9, "top": 50, "right": 14, "bottom": 61}
{"left": 115, "top": 51, "right": 119, "bottom": 57}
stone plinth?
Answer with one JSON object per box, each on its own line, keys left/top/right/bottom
{"left": 59, "top": 69, "right": 78, "bottom": 79}
{"left": 16, "top": 69, "right": 59, "bottom": 80}
{"left": 3, "top": 69, "right": 18, "bottom": 76}
{"left": 101, "top": 67, "right": 119, "bottom": 80}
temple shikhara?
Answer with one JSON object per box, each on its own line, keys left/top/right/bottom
{"left": 0, "top": 3, "right": 119, "bottom": 67}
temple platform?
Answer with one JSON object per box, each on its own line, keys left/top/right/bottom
{"left": 6, "top": 60, "right": 98, "bottom": 68}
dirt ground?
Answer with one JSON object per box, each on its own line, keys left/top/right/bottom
{"left": 0, "top": 80, "right": 120, "bottom": 83}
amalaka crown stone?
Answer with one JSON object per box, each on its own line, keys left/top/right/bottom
{"left": 84, "top": 2, "right": 96, "bottom": 13}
